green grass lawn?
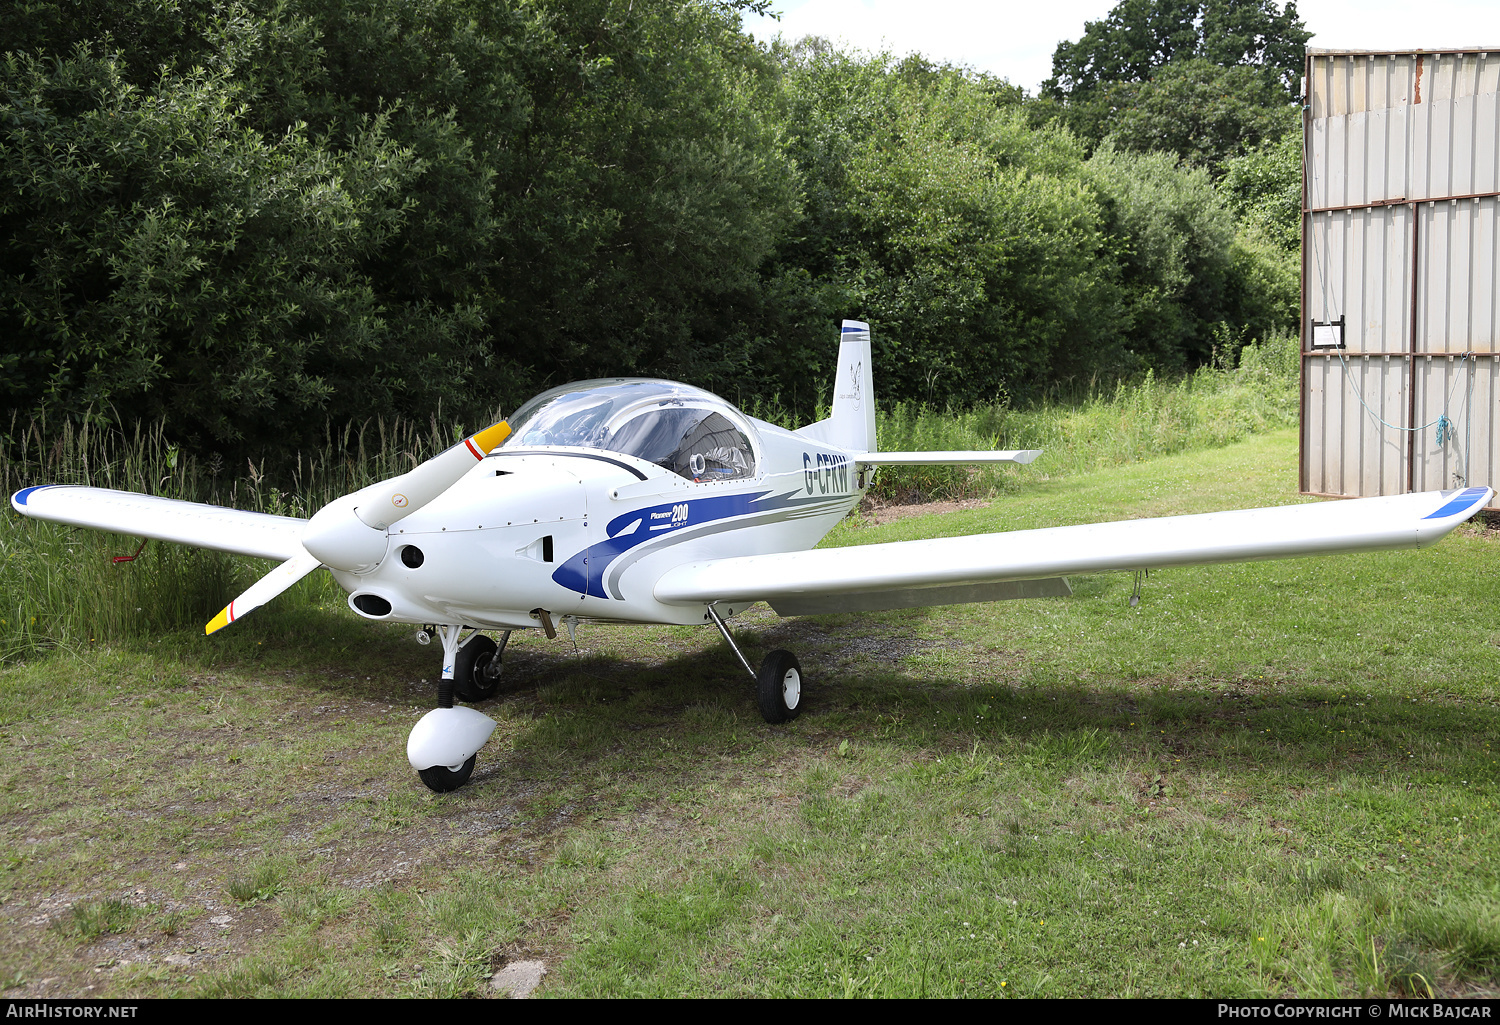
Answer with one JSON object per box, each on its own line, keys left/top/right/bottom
{"left": 1, "top": 428, "right": 1497, "bottom": 998}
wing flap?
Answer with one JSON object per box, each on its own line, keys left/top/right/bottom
{"left": 655, "top": 487, "right": 1493, "bottom": 609}
{"left": 12, "top": 485, "right": 308, "bottom": 562}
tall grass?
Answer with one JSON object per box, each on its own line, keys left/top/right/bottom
{"left": 1, "top": 332, "right": 1301, "bottom": 657}
{"left": 868, "top": 330, "right": 1300, "bottom": 502}
{"left": 0, "top": 414, "right": 461, "bottom": 660}
{"left": 1, "top": 412, "right": 466, "bottom": 514}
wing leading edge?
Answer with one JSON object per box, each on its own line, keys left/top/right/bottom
{"left": 654, "top": 487, "right": 1494, "bottom": 614}
{"left": 11, "top": 485, "right": 308, "bottom": 562}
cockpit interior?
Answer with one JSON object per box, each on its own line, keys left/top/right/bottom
{"left": 500, "top": 379, "right": 759, "bottom": 482}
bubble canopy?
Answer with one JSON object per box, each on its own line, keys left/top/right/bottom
{"left": 499, "top": 379, "right": 758, "bottom": 481}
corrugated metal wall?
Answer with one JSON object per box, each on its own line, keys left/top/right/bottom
{"left": 1301, "top": 49, "right": 1500, "bottom": 506}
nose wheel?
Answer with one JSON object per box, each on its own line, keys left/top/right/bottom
{"left": 418, "top": 755, "right": 477, "bottom": 793}
{"left": 453, "top": 630, "right": 509, "bottom": 702}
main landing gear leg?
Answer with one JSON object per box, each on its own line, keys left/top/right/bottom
{"left": 706, "top": 604, "right": 803, "bottom": 725}
{"left": 405, "top": 625, "right": 498, "bottom": 793}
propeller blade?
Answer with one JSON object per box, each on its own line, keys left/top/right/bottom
{"left": 354, "top": 420, "right": 512, "bottom": 530}
{"left": 301, "top": 419, "right": 511, "bottom": 571}
{"left": 205, "top": 550, "right": 323, "bottom": 635}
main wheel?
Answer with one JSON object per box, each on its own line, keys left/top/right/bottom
{"left": 757, "top": 649, "right": 803, "bottom": 724}
{"left": 453, "top": 634, "right": 500, "bottom": 702}
{"left": 417, "top": 754, "right": 476, "bottom": 793}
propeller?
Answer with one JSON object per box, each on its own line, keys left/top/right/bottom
{"left": 205, "top": 420, "right": 512, "bottom": 635}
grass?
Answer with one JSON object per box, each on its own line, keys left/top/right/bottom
{"left": 866, "top": 330, "right": 1299, "bottom": 502}
{"left": 2, "top": 340, "right": 1496, "bottom": 998}
{"left": 0, "top": 423, "right": 1497, "bottom": 998}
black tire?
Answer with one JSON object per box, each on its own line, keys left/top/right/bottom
{"left": 453, "top": 634, "right": 500, "bottom": 702}
{"left": 757, "top": 649, "right": 803, "bottom": 724}
{"left": 417, "top": 754, "right": 477, "bottom": 793}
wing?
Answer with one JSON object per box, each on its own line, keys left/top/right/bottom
{"left": 11, "top": 485, "right": 307, "bottom": 562}
{"left": 654, "top": 487, "right": 1494, "bottom": 614}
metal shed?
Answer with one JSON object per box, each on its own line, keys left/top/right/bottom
{"left": 1301, "top": 48, "right": 1500, "bottom": 508}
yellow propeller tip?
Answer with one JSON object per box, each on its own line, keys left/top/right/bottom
{"left": 205, "top": 608, "right": 231, "bottom": 635}
{"left": 471, "top": 420, "right": 511, "bottom": 454}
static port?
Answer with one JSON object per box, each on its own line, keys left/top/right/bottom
{"left": 400, "top": 545, "right": 425, "bottom": 568}
{"left": 352, "top": 593, "right": 393, "bottom": 617}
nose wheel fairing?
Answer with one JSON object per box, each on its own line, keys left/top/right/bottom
{"left": 407, "top": 706, "right": 497, "bottom": 788}
{"left": 407, "top": 624, "right": 502, "bottom": 793}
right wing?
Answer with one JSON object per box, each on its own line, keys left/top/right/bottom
{"left": 11, "top": 485, "right": 308, "bottom": 562}
{"left": 654, "top": 487, "right": 1494, "bottom": 614}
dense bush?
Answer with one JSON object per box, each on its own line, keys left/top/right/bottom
{"left": 2, "top": 0, "right": 799, "bottom": 458}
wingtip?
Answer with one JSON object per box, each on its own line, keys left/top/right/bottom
{"left": 11, "top": 484, "right": 61, "bottom": 510}
{"left": 205, "top": 607, "right": 231, "bottom": 636}
{"left": 1420, "top": 485, "right": 1493, "bottom": 522}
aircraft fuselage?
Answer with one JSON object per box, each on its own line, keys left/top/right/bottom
{"left": 331, "top": 418, "right": 865, "bottom": 629}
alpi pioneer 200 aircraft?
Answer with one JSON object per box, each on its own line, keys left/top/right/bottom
{"left": 12, "top": 322, "right": 1494, "bottom": 791}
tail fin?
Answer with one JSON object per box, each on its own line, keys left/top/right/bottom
{"left": 796, "top": 320, "right": 876, "bottom": 452}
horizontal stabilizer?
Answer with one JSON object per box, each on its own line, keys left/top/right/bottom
{"left": 655, "top": 487, "right": 1494, "bottom": 611}
{"left": 11, "top": 485, "right": 307, "bottom": 562}
{"left": 856, "top": 450, "right": 1041, "bottom": 466}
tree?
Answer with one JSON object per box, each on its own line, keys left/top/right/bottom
{"left": 1087, "top": 143, "right": 1237, "bottom": 368}
{"left": 2, "top": 0, "right": 800, "bottom": 461}
{"left": 1045, "top": 0, "right": 1310, "bottom": 101}
{"left": 1218, "top": 104, "right": 1301, "bottom": 252}
{"left": 1106, "top": 59, "right": 1290, "bottom": 175}
{"left": 745, "top": 48, "right": 1130, "bottom": 408}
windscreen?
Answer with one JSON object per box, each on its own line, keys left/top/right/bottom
{"left": 501, "top": 379, "right": 757, "bottom": 480}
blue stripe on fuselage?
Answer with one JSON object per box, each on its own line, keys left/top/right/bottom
{"left": 552, "top": 492, "right": 771, "bottom": 599}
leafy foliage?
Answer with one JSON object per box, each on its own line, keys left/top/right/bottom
{"left": 3, "top": 0, "right": 799, "bottom": 460}
{"left": 1220, "top": 105, "right": 1302, "bottom": 252}
{"left": 1100, "top": 61, "right": 1295, "bottom": 175}
{"left": 1042, "top": 0, "right": 1308, "bottom": 176}
{"left": 1088, "top": 144, "right": 1237, "bottom": 367}
{"left": 1045, "top": 0, "right": 1311, "bottom": 100}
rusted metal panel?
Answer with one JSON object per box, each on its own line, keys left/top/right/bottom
{"left": 1302, "top": 49, "right": 1500, "bottom": 508}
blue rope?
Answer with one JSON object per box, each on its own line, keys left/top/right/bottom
{"left": 1335, "top": 348, "right": 1472, "bottom": 447}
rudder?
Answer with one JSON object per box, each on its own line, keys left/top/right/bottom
{"left": 798, "top": 319, "right": 876, "bottom": 452}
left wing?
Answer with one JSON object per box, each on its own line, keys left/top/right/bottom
{"left": 11, "top": 485, "right": 307, "bottom": 561}
{"left": 654, "top": 487, "right": 1493, "bottom": 615}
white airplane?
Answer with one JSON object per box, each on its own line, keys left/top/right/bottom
{"left": 11, "top": 322, "right": 1493, "bottom": 792}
